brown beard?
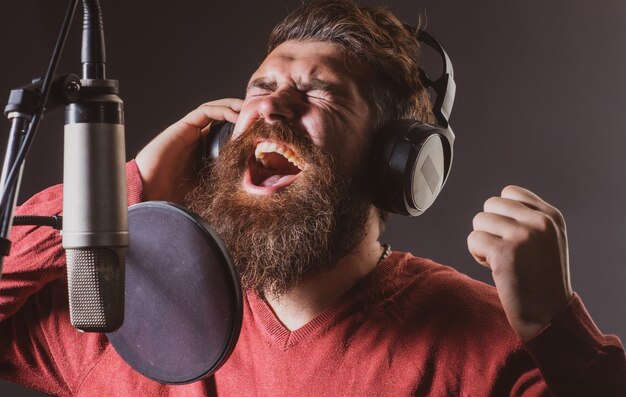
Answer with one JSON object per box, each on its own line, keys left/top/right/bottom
{"left": 186, "top": 120, "right": 371, "bottom": 297}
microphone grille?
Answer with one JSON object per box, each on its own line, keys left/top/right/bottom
{"left": 66, "top": 248, "right": 125, "bottom": 332}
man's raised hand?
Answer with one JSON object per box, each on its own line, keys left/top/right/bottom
{"left": 135, "top": 98, "right": 243, "bottom": 203}
{"left": 467, "top": 185, "right": 573, "bottom": 340}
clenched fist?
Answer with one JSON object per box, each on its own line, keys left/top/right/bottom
{"left": 467, "top": 185, "right": 573, "bottom": 340}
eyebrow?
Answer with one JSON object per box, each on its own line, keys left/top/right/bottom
{"left": 247, "top": 77, "right": 335, "bottom": 93}
{"left": 297, "top": 78, "right": 333, "bottom": 92}
{"left": 247, "top": 78, "right": 276, "bottom": 92}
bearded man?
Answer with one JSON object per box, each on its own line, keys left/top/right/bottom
{"left": 1, "top": 0, "right": 625, "bottom": 396}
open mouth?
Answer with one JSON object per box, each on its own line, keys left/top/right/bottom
{"left": 243, "top": 140, "right": 304, "bottom": 194}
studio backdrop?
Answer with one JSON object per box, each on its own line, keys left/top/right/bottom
{"left": 0, "top": 0, "right": 624, "bottom": 395}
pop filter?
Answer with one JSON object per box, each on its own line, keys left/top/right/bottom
{"left": 106, "top": 201, "right": 242, "bottom": 384}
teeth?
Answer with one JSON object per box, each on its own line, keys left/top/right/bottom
{"left": 254, "top": 145, "right": 265, "bottom": 159}
{"left": 254, "top": 141, "right": 304, "bottom": 170}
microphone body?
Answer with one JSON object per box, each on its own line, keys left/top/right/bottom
{"left": 62, "top": 79, "right": 127, "bottom": 332}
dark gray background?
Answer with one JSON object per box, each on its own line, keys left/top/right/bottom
{"left": 1, "top": 0, "right": 624, "bottom": 395}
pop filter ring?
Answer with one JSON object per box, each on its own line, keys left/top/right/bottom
{"left": 107, "top": 201, "right": 242, "bottom": 384}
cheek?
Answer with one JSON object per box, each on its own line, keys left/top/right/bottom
{"left": 300, "top": 107, "right": 356, "bottom": 146}
{"left": 311, "top": 121, "right": 360, "bottom": 172}
{"left": 300, "top": 119, "right": 325, "bottom": 148}
{"left": 326, "top": 119, "right": 364, "bottom": 160}
{"left": 342, "top": 138, "right": 374, "bottom": 180}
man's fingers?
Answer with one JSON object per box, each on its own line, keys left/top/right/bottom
{"left": 467, "top": 230, "right": 502, "bottom": 269}
{"left": 483, "top": 196, "right": 535, "bottom": 222}
{"left": 173, "top": 100, "right": 243, "bottom": 148}
{"left": 483, "top": 196, "right": 560, "bottom": 238}
{"left": 199, "top": 98, "right": 244, "bottom": 111}
{"left": 501, "top": 185, "right": 549, "bottom": 213}
{"left": 198, "top": 98, "right": 244, "bottom": 125}
{"left": 500, "top": 185, "right": 566, "bottom": 230}
{"left": 472, "top": 211, "right": 519, "bottom": 238}
{"left": 182, "top": 101, "right": 242, "bottom": 131}
{"left": 197, "top": 104, "right": 241, "bottom": 122}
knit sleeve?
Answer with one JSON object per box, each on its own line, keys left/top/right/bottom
{"left": 0, "top": 160, "right": 144, "bottom": 321}
{"left": 523, "top": 293, "right": 626, "bottom": 396}
{"left": 0, "top": 160, "right": 145, "bottom": 396}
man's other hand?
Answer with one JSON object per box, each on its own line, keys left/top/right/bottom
{"left": 135, "top": 98, "right": 243, "bottom": 203}
{"left": 467, "top": 185, "right": 574, "bottom": 340}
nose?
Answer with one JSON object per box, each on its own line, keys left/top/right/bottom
{"left": 257, "top": 89, "right": 297, "bottom": 124}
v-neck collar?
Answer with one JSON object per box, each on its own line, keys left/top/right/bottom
{"left": 244, "top": 251, "right": 401, "bottom": 350}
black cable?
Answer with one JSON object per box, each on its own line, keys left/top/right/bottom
{"left": 0, "top": 0, "right": 79, "bottom": 215}
{"left": 13, "top": 215, "right": 63, "bottom": 230}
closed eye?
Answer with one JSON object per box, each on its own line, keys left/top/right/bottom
{"left": 305, "top": 89, "right": 329, "bottom": 99}
{"left": 248, "top": 89, "right": 271, "bottom": 97}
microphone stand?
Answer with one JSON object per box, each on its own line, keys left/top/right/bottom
{"left": 1, "top": 75, "right": 82, "bottom": 240}
{"left": 0, "top": 114, "right": 30, "bottom": 254}
{"left": 0, "top": 0, "right": 80, "bottom": 273}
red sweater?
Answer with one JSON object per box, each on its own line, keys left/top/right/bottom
{"left": 0, "top": 161, "right": 624, "bottom": 396}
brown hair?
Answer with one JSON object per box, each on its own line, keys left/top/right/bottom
{"left": 267, "top": 0, "right": 435, "bottom": 129}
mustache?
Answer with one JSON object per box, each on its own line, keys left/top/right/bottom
{"left": 242, "top": 119, "right": 311, "bottom": 146}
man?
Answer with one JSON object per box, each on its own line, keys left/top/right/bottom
{"left": 1, "top": 0, "right": 625, "bottom": 396}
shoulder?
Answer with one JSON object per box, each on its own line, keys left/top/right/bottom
{"left": 16, "top": 183, "right": 64, "bottom": 216}
{"left": 14, "top": 160, "right": 144, "bottom": 220}
{"left": 350, "top": 251, "right": 537, "bottom": 392}
{"left": 380, "top": 251, "right": 501, "bottom": 309}
{"left": 369, "top": 251, "right": 520, "bottom": 346}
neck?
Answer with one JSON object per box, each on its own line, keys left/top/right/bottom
{"left": 263, "top": 207, "right": 384, "bottom": 331}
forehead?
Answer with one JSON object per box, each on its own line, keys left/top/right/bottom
{"left": 250, "top": 40, "right": 358, "bottom": 86}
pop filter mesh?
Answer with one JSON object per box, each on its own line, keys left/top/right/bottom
{"left": 107, "top": 202, "right": 242, "bottom": 384}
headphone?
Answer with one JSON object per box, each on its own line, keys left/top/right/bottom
{"left": 205, "top": 29, "right": 456, "bottom": 217}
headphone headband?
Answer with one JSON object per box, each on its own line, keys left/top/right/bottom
{"left": 416, "top": 30, "right": 456, "bottom": 131}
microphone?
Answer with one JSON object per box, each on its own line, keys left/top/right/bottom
{"left": 62, "top": 81, "right": 127, "bottom": 332}
{"left": 62, "top": 0, "right": 128, "bottom": 332}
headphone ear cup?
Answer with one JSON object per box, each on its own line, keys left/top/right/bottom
{"left": 370, "top": 120, "right": 450, "bottom": 216}
{"left": 203, "top": 122, "right": 235, "bottom": 162}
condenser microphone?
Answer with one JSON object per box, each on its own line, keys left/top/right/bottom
{"left": 62, "top": 81, "right": 127, "bottom": 332}
{"left": 62, "top": 0, "right": 127, "bottom": 332}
